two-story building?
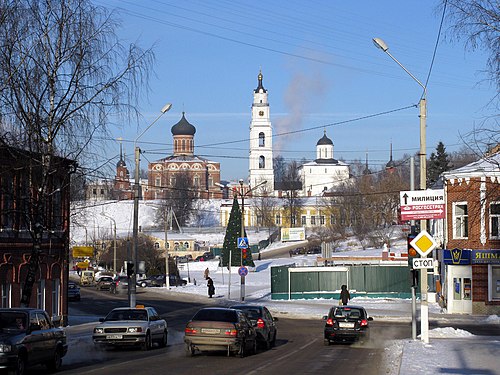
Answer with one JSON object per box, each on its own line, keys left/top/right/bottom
{"left": 0, "top": 145, "right": 74, "bottom": 324}
{"left": 442, "top": 151, "right": 500, "bottom": 314}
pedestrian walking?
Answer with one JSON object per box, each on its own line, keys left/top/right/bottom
{"left": 204, "top": 267, "right": 209, "bottom": 280}
{"left": 207, "top": 277, "right": 215, "bottom": 298}
{"left": 340, "top": 284, "right": 350, "bottom": 305}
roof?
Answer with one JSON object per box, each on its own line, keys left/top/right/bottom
{"left": 317, "top": 133, "right": 333, "bottom": 146}
{"left": 171, "top": 112, "right": 196, "bottom": 136}
{"left": 442, "top": 152, "right": 500, "bottom": 179}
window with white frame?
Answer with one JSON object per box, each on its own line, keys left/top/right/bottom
{"left": 490, "top": 202, "right": 500, "bottom": 238}
{"left": 37, "top": 279, "right": 45, "bottom": 309}
{"left": 301, "top": 216, "right": 306, "bottom": 226}
{"left": 51, "top": 279, "right": 60, "bottom": 318}
{"left": 453, "top": 203, "right": 468, "bottom": 239}
{"left": 1, "top": 283, "right": 11, "bottom": 308}
{"left": 311, "top": 216, "right": 316, "bottom": 225}
{"left": 489, "top": 265, "right": 500, "bottom": 301}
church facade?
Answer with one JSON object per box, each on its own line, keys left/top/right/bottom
{"left": 143, "top": 112, "right": 221, "bottom": 200}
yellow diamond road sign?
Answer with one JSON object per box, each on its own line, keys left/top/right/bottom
{"left": 410, "top": 230, "right": 438, "bottom": 257}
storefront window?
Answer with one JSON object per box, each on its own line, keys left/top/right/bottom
{"left": 453, "top": 277, "right": 461, "bottom": 300}
{"left": 490, "top": 265, "right": 500, "bottom": 301}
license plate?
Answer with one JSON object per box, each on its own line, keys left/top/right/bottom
{"left": 338, "top": 322, "right": 354, "bottom": 328}
{"left": 106, "top": 334, "right": 123, "bottom": 339}
{"left": 201, "top": 328, "right": 219, "bottom": 334}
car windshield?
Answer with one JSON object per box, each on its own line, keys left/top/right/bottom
{"left": 192, "top": 309, "right": 238, "bottom": 323}
{"left": 0, "top": 312, "right": 27, "bottom": 331}
{"left": 105, "top": 309, "right": 148, "bottom": 321}
{"left": 232, "top": 306, "right": 261, "bottom": 319}
{"left": 333, "top": 307, "right": 363, "bottom": 319}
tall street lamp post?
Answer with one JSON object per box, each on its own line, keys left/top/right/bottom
{"left": 132, "top": 103, "right": 172, "bottom": 308}
{"left": 237, "top": 179, "right": 267, "bottom": 302}
{"left": 373, "top": 37, "right": 429, "bottom": 343}
{"left": 101, "top": 212, "right": 117, "bottom": 273}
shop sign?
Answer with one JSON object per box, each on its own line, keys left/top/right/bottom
{"left": 471, "top": 250, "right": 500, "bottom": 264}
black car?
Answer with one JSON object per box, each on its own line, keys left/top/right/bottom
{"left": 96, "top": 276, "right": 115, "bottom": 291}
{"left": 138, "top": 274, "right": 187, "bottom": 288}
{"left": 323, "top": 305, "right": 373, "bottom": 344}
{"left": 0, "top": 308, "right": 68, "bottom": 374}
{"left": 231, "top": 304, "right": 277, "bottom": 349}
{"left": 68, "top": 281, "right": 81, "bottom": 301}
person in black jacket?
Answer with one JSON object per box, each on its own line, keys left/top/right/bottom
{"left": 340, "top": 284, "right": 350, "bottom": 305}
{"left": 207, "top": 277, "right": 215, "bottom": 298}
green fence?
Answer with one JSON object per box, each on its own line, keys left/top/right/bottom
{"left": 271, "top": 264, "right": 415, "bottom": 300}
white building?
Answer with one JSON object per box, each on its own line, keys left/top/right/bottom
{"left": 248, "top": 71, "right": 274, "bottom": 194}
{"left": 298, "top": 131, "right": 350, "bottom": 196}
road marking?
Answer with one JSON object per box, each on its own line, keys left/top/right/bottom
{"left": 247, "top": 338, "right": 318, "bottom": 375}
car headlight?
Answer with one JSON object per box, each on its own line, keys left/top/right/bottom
{"left": 94, "top": 328, "right": 104, "bottom": 334}
{"left": 127, "top": 327, "right": 143, "bottom": 333}
{"left": 0, "top": 344, "right": 11, "bottom": 353}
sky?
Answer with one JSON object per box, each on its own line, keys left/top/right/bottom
{"left": 91, "top": 0, "right": 497, "bottom": 182}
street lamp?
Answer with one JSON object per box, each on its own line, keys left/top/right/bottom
{"left": 236, "top": 179, "right": 267, "bottom": 302}
{"left": 132, "top": 103, "right": 172, "bottom": 308}
{"left": 373, "top": 37, "right": 429, "bottom": 343}
{"left": 100, "top": 212, "right": 117, "bottom": 273}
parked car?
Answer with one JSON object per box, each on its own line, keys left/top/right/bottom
{"left": 323, "top": 305, "right": 373, "bottom": 344}
{"left": 68, "top": 281, "right": 81, "bottom": 301}
{"left": 137, "top": 274, "right": 187, "bottom": 288}
{"left": 93, "top": 306, "right": 168, "bottom": 350}
{"left": 0, "top": 308, "right": 68, "bottom": 374}
{"left": 184, "top": 307, "right": 257, "bottom": 357}
{"left": 96, "top": 276, "right": 115, "bottom": 291}
{"left": 230, "top": 304, "right": 278, "bottom": 349}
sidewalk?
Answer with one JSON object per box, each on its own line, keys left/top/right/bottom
{"left": 399, "top": 335, "right": 500, "bottom": 375}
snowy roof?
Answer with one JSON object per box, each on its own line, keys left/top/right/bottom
{"left": 442, "top": 152, "right": 500, "bottom": 179}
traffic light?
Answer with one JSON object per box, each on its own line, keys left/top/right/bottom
{"left": 126, "top": 261, "right": 134, "bottom": 277}
{"left": 407, "top": 233, "right": 419, "bottom": 287}
{"left": 242, "top": 248, "right": 248, "bottom": 260}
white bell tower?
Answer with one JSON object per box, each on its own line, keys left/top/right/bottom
{"left": 249, "top": 70, "right": 274, "bottom": 194}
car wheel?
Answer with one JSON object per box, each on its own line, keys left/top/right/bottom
{"left": 270, "top": 331, "right": 277, "bottom": 347}
{"left": 324, "top": 339, "right": 331, "bottom": 346}
{"left": 140, "top": 282, "right": 147, "bottom": 288}
{"left": 159, "top": 331, "right": 168, "bottom": 348}
{"left": 141, "top": 332, "right": 152, "bottom": 351}
{"left": 238, "top": 340, "right": 246, "bottom": 358}
{"left": 185, "top": 344, "right": 195, "bottom": 357}
{"left": 46, "top": 348, "right": 62, "bottom": 372}
{"left": 9, "top": 355, "right": 26, "bottom": 375}
{"left": 251, "top": 339, "right": 257, "bottom": 355}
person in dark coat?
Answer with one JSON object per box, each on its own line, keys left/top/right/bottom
{"left": 207, "top": 277, "right": 215, "bottom": 298}
{"left": 340, "top": 284, "right": 350, "bottom": 305}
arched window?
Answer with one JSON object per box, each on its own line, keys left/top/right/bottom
{"left": 259, "top": 155, "right": 265, "bottom": 169}
{"left": 182, "top": 139, "right": 186, "bottom": 151}
{"left": 259, "top": 132, "right": 265, "bottom": 147}
{"left": 174, "top": 140, "right": 178, "bottom": 152}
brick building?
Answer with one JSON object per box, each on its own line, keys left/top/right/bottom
{"left": 442, "top": 152, "right": 500, "bottom": 314}
{"left": 0, "top": 145, "right": 75, "bottom": 324}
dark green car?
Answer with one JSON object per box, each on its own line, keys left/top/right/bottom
{"left": 0, "top": 308, "right": 68, "bottom": 374}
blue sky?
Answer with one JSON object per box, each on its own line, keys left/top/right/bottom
{"left": 94, "top": 0, "right": 496, "bottom": 181}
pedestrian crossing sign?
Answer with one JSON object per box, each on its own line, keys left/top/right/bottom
{"left": 237, "top": 237, "right": 249, "bottom": 248}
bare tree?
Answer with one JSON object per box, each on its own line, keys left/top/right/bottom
{"left": 252, "top": 181, "right": 277, "bottom": 235}
{"left": 281, "top": 160, "right": 303, "bottom": 227}
{"left": 0, "top": 0, "right": 154, "bottom": 305}
{"left": 440, "top": 0, "right": 499, "bottom": 158}
{"left": 162, "top": 171, "right": 196, "bottom": 228}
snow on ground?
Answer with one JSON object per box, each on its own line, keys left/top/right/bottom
{"left": 69, "top": 200, "right": 500, "bottom": 374}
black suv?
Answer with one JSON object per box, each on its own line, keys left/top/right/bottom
{"left": 231, "top": 304, "right": 278, "bottom": 349}
{"left": 0, "top": 308, "right": 68, "bottom": 374}
{"left": 323, "top": 305, "right": 373, "bottom": 344}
